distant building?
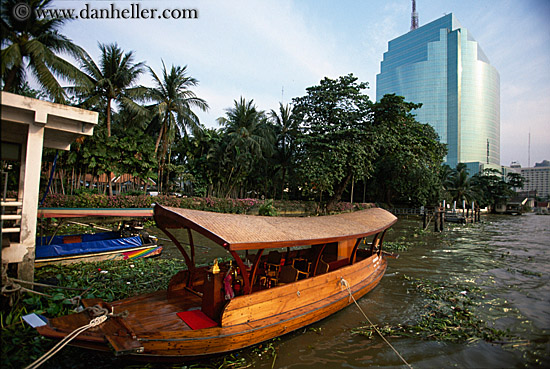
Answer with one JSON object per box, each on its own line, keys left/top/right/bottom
{"left": 519, "top": 161, "right": 550, "bottom": 199}
{"left": 376, "top": 13, "right": 500, "bottom": 169}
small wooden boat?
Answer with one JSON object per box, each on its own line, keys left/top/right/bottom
{"left": 36, "top": 204, "right": 397, "bottom": 359}
{"left": 35, "top": 227, "right": 162, "bottom": 267}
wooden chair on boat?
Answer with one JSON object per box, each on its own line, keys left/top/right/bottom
{"left": 265, "top": 251, "right": 282, "bottom": 276}
{"left": 292, "top": 258, "right": 311, "bottom": 279}
{"left": 315, "top": 258, "right": 330, "bottom": 275}
{"left": 259, "top": 251, "right": 282, "bottom": 288}
{"left": 274, "top": 265, "right": 299, "bottom": 286}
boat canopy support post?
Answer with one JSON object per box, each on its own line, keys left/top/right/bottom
{"left": 187, "top": 228, "right": 195, "bottom": 266}
{"left": 378, "top": 229, "right": 388, "bottom": 256}
{"left": 349, "top": 237, "right": 363, "bottom": 265}
{"left": 370, "top": 233, "right": 380, "bottom": 255}
{"left": 159, "top": 226, "right": 195, "bottom": 285}
{"left": 228, "top": 250, "right": 252, "bottom": 295}
{"left": 247, "top": 249, "right": 264, "bottom": 293}
{"left": 311, "top": 243, "right": 327, "bottom": 277}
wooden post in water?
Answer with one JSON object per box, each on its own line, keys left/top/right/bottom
{"left": 434, "top": 206, "right": 442, "bottom": 232}
{"left": 439, "top": 206, "right": 445, "bottom": 231}
{"left": 422, "top": 207, "right": 427, "bottom": 229}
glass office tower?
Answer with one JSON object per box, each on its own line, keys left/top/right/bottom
{"left": 376, "top": 14, "right": 500, "bottom": 169}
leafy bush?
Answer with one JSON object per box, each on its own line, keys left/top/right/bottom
{"left": 39, "top": 193, "right": 372, "bottom": 216}
{"left": 39, "top": 194, "right": 262, "bottom": 214}
{"left": 258, "top": 199, "right": 278, "bottom": 216}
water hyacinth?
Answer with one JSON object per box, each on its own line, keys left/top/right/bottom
{"left": 352, "top": 275, "right": 511, "bottom": 343}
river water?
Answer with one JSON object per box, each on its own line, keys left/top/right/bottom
{"left": 42, "top": 213, "right": 550, "bottom": 368}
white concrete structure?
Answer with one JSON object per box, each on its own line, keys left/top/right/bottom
{"left": 1, "top": 92, "right": 98, "bottom": 281}
{"left": 521, "top": 161, "right": 550, "bottom": 199}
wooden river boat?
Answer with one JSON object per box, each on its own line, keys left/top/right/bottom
{"left": 36, "top": 204, "right": 397, "bottom": 359}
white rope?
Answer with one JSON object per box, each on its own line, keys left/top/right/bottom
{"left": 24, "top": 313, "right": 108, "bottom": 369}
{"left": 340, "top": 277, "right": 413, "bottom": 369}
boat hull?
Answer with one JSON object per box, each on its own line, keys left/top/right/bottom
{"left": 34, "top": 244, "right": 163, "bottom": 267}
{"left": 37, "top": 254, "right": 386, "bottom": 359}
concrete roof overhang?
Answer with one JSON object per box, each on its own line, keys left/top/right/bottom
{"left": 1, "top": 92, "right": 98, "bottom": 150}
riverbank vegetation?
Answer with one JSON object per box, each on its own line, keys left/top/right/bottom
{"left": 38, "top": 193, "right": 373, "bottom": 216}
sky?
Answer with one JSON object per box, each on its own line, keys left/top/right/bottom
{"left": 52, "top": 0, "right": 550, "bottom": 167}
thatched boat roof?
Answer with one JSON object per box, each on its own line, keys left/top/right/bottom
{"left": 154, "top": 204, "right": 397, "bottom": 251}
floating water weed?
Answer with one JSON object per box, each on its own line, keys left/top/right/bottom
{"left": 352, "top": 275, "right": 510, "bottom": 343}
{"left": 508, "top": 268, "right": 542, "bottom": 277}
{"left": 383, "top": 241, "right": 412, "bottom": 252}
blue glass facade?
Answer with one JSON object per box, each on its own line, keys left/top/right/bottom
{"left": 376, "top": 14, "right": 500, "bottom": 168}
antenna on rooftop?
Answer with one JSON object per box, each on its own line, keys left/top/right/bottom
{"left": 528, "top": 130, "right": 531, "bottom": 168}
{"left": 411, "top": 0, "right": 419, "bottom": 30}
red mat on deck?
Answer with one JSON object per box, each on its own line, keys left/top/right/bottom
{"left": 176, "top": 310, "right": 218, "bottom": 330}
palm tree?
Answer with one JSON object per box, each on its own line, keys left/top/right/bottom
{"left": 217, "top": 98, "right": 274, "bottom": 197}
{"left": 446, "top": 163, "right": 476, "bottom": 205}
{"left": 1, "top": 0, "right": 86, "bottom": 102}
{"left": 269, "top": 103, "right": 298, "bottom": 199}
{"left": 73, "top": 42, "right": 146, "bottom": 137}
{"left": 146, "top": 61, "right": 209, "bottom": 193}
{"left": 71, "top": 43, "right": 146, "bottom": 196}
{"left": 218, "top": 98, "right": 273, "bottom": 158}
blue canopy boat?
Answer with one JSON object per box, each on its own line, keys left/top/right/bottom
{"left": 35, "top": 208, "right": 162, "bottom": 267}
{"left": 35, "top": 229, "right": 161, "bottom": 267}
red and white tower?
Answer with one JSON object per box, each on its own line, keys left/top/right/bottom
{"left": 411, "top": 0, "right": 419, "bottom": 30}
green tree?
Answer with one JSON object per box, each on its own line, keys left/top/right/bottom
{"left": 73, "top": 42, "right": 146, "bottom": 138}
{"left": 146, "top": 61, "right": 209, "bottom": 193}
{"left": 1, "top": 0, "right": 86, "bottom": 101}
{"left": 217, "top": 97, "right": 274, "bottom": 198}
{"left": 506, "top": 172, "right": 525, "bottom": 190}
{"left": 292, "top": 74, "right": 377, "bottom": 212}
{"left": 270, "top": 103, "right": 299, "bottom": 200}
{"left": 370, "top": 94, "right": 447, "bottom": 206}
{"left": 471, "top": 168, "right": 517, "bottom": 210}
{"left": 111, "top": 115, "right": 157, "bottom": 193}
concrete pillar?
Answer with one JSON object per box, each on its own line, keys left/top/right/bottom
{"left": 18, "top": 122, "right": 45, "bottom": 281}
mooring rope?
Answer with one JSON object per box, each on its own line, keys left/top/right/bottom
{"left": 1, "top": 277, "right": 92, "bottom": 305}
{"left": 1, "top": 278, "right": 52, "bottom": 298}
{"left": 340, "top": 277, "right": 413, "bottom": 369}
{"left": 24, "top": 304, "right": 128, "bottom": 369}
{"left": 24, "top": 314, "right": 108, "bottom": 369}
